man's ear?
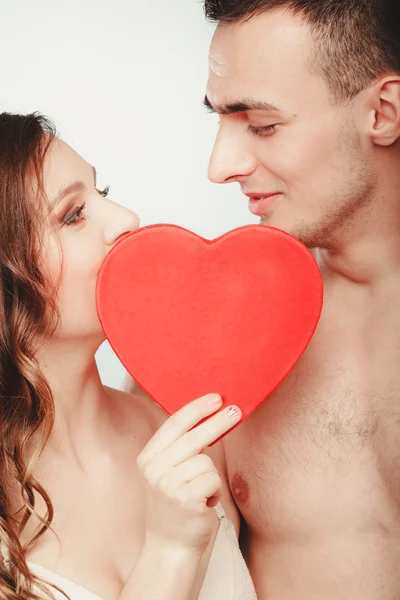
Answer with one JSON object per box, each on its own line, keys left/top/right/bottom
{"left": 368, "top": 76, "right": 400, "bottom": 147}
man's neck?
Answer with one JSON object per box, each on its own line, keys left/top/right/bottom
{"left": 319, "top": 172, "right": 400, "bottom": 286}
{"left": 319, "top": 232, "right": 400, "bottom": 286}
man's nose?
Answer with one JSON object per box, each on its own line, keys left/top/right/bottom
{"left": 105, "top": 204, "right": 140, "bottom": 247}
{"left": 208, "top": 128, "right": 257, "bottom": 184}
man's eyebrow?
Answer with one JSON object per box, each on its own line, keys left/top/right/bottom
{"left": 203, "top": 95, "right": 280, "bottom": 115}
{"left": 53, "top": 166, "right": 97, "bottom": 207}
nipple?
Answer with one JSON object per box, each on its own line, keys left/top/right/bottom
{"left": 231, "top": 472, "right": 250, "bottom": 505}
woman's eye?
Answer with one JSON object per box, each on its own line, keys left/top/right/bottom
{"left": 64, "top": 203, "right": 86, "bottom": 226}
{"left": 248, "top": 124, "right": 277, "bottom": 137}
{"left": 61, "top": 185, "right": 110, "bottom": 226}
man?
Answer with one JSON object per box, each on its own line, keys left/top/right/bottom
{"left": 202, "top": 1, "right": 400, "bottom": 599}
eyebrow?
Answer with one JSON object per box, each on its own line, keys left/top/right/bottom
{"left": 53, "top": 166, "right": 97, "bottom": 207}
{"left": 203, "top": 95, "right": 280, "bottom": 115}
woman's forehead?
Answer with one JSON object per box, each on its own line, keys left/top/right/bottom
{"left": 43, "top": 139, "right": 90, "bottom": 203}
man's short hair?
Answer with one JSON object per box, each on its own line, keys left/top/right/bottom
{"left": 204, "top": 0, "right": 400, "bottom": 103}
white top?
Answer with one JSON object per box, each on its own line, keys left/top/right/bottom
{"left": 26, "top": 504, "right": 257, "bottom": 600}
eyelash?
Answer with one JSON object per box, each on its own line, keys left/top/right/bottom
{"left": 64, "top": 203, "right": 86, "bottom": 226}
{"left": 248, "top": 125, "right": 277, "bottom": 137}
{"left": 64, "top": 185, "right": 110, "bottom": 226}
{"left": 99, "top": 185, "right": 110, "bottom": 198}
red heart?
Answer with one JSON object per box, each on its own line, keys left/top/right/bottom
{"left": 96, "top": 224, "right": 323, "bottom": 424}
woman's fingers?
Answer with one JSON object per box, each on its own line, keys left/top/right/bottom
{"left": 160, "top": 454, "right": 218, "bottom": 487}
{"left": 184, "top": 472, "right": 224, "bottom": 508}
{"left": 158, "top": 404, "right": 241, "bottom": 467}
{"left": 167, "top": 455, "right": 222, "bottom": 509}
{"left": 139, "top": 393, "right": 223, "bottom": 458}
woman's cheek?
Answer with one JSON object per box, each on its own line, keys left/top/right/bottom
{"left": 38, "top": 237, "right": 63, "bottom": 286}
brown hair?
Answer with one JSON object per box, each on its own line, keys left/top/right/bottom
{"left": 203, "top": 0, "right": 400, "bottom": 102}
{"left": 0, "top": 112, "right": 66, "bottom": 598}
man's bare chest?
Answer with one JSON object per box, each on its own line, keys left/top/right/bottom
{"left": 224, "top": 324, "right": 400, "bottom": 538}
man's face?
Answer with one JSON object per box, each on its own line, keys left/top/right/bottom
{"left": 206, "top": 10, "right": 376, "bottom": 248}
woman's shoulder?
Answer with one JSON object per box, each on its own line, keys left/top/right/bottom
{"left": 104, "top": 379, "right": 167, "bottom": 438}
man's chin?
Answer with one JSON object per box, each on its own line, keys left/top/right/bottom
{"left": 260, "top": 214, "right": 291, "bottom": 234}
{"left": 259, "top": 217, "right": 316, "bottom": 249}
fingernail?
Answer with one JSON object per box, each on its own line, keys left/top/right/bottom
{"left": 226, "top": 405, "right": 241, "bottom": 419}
{"left": 207, "top": 394, "right": 222, "bottom": 405}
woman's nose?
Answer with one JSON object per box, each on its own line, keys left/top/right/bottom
{"left": 105, "top": 204, "right": 140, "bottom": 247}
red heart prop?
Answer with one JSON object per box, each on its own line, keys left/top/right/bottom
{"left": 96, "top": 224, "right": 323, "bottom": 424}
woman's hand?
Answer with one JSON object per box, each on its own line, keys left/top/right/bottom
{"left": 137, "top": 394, "right": 241, "bottom": 555}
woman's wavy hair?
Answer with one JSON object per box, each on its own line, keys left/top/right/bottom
{"left": 0, "top": 112, "right": 68, "bottom": 599}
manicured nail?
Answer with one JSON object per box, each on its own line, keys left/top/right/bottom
{"left": 226, "top": 405, "right": 241, "bottom": 419}
{"left": 207, "top": 394, "right": 222, "bottom": 405}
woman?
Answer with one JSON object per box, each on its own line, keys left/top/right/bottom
{"left": 0, "top": 112, "right": 257, "bottom": 600}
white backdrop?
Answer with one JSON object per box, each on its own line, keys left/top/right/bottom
{"left": 0, "top": 0, "right": 257, "bottom": 388}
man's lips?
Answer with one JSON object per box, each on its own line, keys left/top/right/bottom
{"left": 245, "top": 192, "right": 282, "bottom": 216}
